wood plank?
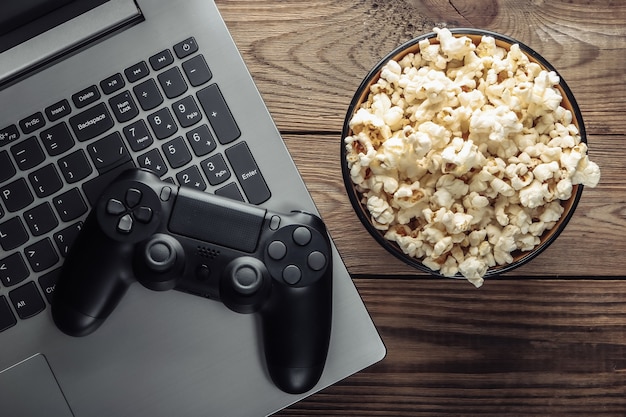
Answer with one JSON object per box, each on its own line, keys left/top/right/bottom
{"left": 277, "top": 279, "right": 626, "bottom": 416}
{"left": 281, "top": 133, "right": 625, "bottom": 278}
{"left": 216, "top": 0, "right": 626, "bottom": 134}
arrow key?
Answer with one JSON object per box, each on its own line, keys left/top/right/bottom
{"left": 0, "top": 252, "right": 29, "bottom": 287}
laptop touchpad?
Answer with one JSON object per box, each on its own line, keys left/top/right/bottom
{"left": 0, "top": 354, "right": 74, "bottom": 417}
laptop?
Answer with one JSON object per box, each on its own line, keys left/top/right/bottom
{"left": 0, "top": 1, "right": 386, "bottom": 416}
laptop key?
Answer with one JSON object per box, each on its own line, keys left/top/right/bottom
{"left": 40, "top": 123, "right": 75, "bottom": 156}
{"left": 197, "top": 84, "right": 241, "bottom": 144}
{"left": 225, "top": 142, "right": 271, "bottom": 204}
{"left": 158, "top": 67, "right": 188, "bottom": 99}
{"left": 148, "top": 107, "right": 178, "bottom": 139}
{"left": 58, "top": 149, "right": 93, "bottom": 184}
{"left": 53, "top": 188, "right": 88, "bottom": 222}
{"left": 53, "top": 222, "right": 83, "bottom": 257}
{"left": 9, "top": 282, "right": 46, "bottom": 319}
{"left": 0, "top": 296, "right": 17, "bottom": 332}
{"left": 38, "top": 268, "right": 60, "bottom": 304}
{"left": 1, "top": 178, "right": 34, "bottom": 212}
{"left": 24, "top": 238, "right": 59, "bottom": 273}
{"left": 182, "top": 54, "right": 212, "bottom": 87}
{"left": 176, "top": 165, "right": 206, "bottom": 191}
{"left": 0, "top": 150, "right": 16, "bottom": 182}
{"left": 72, "top": 85, "right": 100, "bottom": 109}
{"left": 44, "top": 99, "right": 72, "bottom": 122}
{"left": 123, "top": 119, "right": 153, "bottom": 151}
{"left": 29, "top": 163, "right": 63, "bottom": 198}
{"left": 215, "top": 182, "right": 244, "bottom": 202}
{"left": 133, "top": 79, "right": 163, "bottom": 111}
{"left": 87, "top": 132, "right": 131, "bottom": 173}
{"left": 69, "top": 102, "right": 115, "bottom": 142}
{"left": 19, "top": 112, "right": 45, "bottom": 135}
{"left": 186, "top": 124, "right": 216, "bottom": 156}
{"left": 125, "top": 61, "right": 150, "bottom": 83}
{"left": 0, "top": 124, "right": 20, "bottom": 146}
{"left": 109, "top": 90, "right": 139, "bottom": 123}
{"left": 201, "top": 153, "right": 230, "bottom": 185}
{"left": 174, "top": 37, "right": 198, "bottom": 59}
{"left": 24, "top": 202, "right": 59, "bottom": 236}
{"left": 138, "top": 148, "right": 168, "bottom": 177}
{"left": 10, "top": 136, "right": 45, "bottom": 171}
{"left": 162, "top": 136, "right": 192, "bottom": 168}
{"left": 149, "top": 49, "right": 174, "bottom": 71}
{"left": 173, "top": 95, "right": 202, "bottom": 128}
{"left": 0, "top": 217, "right": 29, "bottom": 251}
{"left": 0, "top": 252, "right": 30, "bottom": 287}
{"left": 100, "top": 73, "right": 125, "bottom": 95}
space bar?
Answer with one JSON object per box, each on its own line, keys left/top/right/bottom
{"left": 82, "top": 161, "right": 136, "bottom": 206}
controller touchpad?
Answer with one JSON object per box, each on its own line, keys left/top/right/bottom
{"left": 169, "top": 187, "right": 266, "bottom": 252}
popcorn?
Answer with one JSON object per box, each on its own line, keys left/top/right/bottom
{"left": 344, "top": 28, "right": 601, "bottom": 287}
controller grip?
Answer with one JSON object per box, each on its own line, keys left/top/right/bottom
{"left": 260, "top": 277, "right": 332, "bottom": 394}
{"left": 52, "top": 214, "right": 134, "bottom": 337}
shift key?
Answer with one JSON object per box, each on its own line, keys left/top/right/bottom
{"left": 69, "top": 103, "right": 114, "bottom": 142}
{"left": 225, "top": 142, "right": 270, "bottom": 205}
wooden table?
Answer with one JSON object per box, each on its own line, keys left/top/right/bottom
{"left": 216, "top": 1, "right": 625, "bottom": 415}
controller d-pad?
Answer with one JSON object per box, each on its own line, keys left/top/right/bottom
{"left": 117, "top": 214, "right": 133, "bottom": 233}
{"left": 107, "top": 199, "right": 126, "bottom": 215}
{"left": 134, "top": 206, "right": 153, "bottom": 223}
{"left": 126, "top": 188, "right": 142, "bottom": 208}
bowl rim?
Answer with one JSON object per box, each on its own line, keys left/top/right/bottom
{"left": 340, "top": 28, "right": 586, "bottom": 278}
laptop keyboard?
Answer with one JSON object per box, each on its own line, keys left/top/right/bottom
{"left": 0, "top": 36, "right": 271, "bottom": 332}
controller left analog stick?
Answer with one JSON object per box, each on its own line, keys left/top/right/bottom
{"left": 136, "top": 234, "right": 185, "bottom": 291}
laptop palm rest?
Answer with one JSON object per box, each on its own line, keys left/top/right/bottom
{"left": 0, "top": 354, "right": 74, "bottom": 417}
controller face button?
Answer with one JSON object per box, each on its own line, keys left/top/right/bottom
{"left": 159, "top": 186, "right": 172, "bottom": 201}
{"left": 307, "top": 251, "right": 327, "bottom": 271}
{"left": 117, "top": 214, "right": 134, "bottom": 233}
{"left": 282, "top": 265, "right": 302, "bottom": 285}
{"left": 269, "top": 215, "right": 281, "bottom": 230}
{"left": 232, "top": 265, "right": 262, "bottom": 295}
{"left": 292, "top": 226, "right": 311, "bottom": 246}
{"left": 134, "top": 206, "right": 153, "bottom": 223}
{"left": 268, "top": 240, "right": 287, "bottom": 260}
{"left": 126, "top": 188, "right": 142, "bottom": 208}
{"left": 106, "top": 198, "right": 126, "bottom": 215}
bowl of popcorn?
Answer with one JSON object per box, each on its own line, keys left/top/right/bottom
{"left": 342, "top": 28, "right": 600, "bottom": 287}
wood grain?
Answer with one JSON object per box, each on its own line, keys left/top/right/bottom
{"left": 212, "top": 1, "right": 626, "bottom": 415}
{"left": 279, "top": 279, "right": 626, "bottom": 416}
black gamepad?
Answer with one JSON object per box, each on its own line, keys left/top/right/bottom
{"left": 51, "top": 168, "right": 333, "bottom": 394}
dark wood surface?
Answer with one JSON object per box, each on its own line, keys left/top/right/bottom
{"left": 215, "top": 1, "right": 626, "bottom": 415}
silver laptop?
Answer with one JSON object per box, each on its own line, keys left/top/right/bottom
{"left": 0, "top": 1, "right": 386, "bottom": 415}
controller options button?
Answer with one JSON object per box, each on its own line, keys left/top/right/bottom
{"left": 308, "top": 251, "right": 327, "bottom": 271}
{"left": 126, "top": 188, "right": 142, "bottom": 207}
{"left": 117, "top": 214, "right": 133, "bottom": 233}
{"left": 292, "top": 227, "right": 311, "bottom": 246}
{"left": 282, "top": 265, "right": 301, "bottom": 285}
{"left": 134, "top": 206, "right": 153, "bottom": 223}
{"left": 269, "top": 215, "right": 281, "bottom": 230}
{"left": 106, "top": 198, "right": 126, "bottom": 215}
{"left": 267, "top": 240, "right": 287, "bottom": 260}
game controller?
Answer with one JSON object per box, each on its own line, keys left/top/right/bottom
{"left": 51, "top": 168, "right": 333, "bottom": 394}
